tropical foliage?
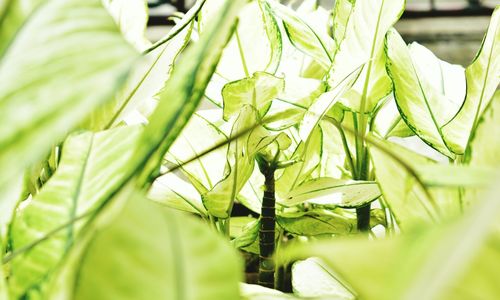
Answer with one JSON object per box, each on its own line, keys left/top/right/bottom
{"left": 0, "top": 0, "right": 498, "bottom": 299}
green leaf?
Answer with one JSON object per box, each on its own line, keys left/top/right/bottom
{"left": 328, "top": 0, "right": 404, "bottom": 113}
{"left": 385, "top": 29, "right": 466, "bottom": 157}
{"left": 266, "top": 0, "right": 334, "bottom": 68}
{"left": 203, "top": 105, "right": 290, "bottom": 218}
{"left": 230, "top": 217, "right": 259, "bottom": 249}
{"left": 85, "top": 20, "right": 193, "bottom": 130}
{"left": 148, "top": 172, "right": 207, "bottom": 216}
{"left": 292, "top": 258, "right": 355, "bottom": 299}
{"left": 332, "top": 0, "right": 355, "bottom": 51}
{"left": 299, "top": 69, "right": 360, "bottom": 141}
{"left": 222, "top": 72, "right": 285, "bottom": 121}
{"left": 88, "top": 21, "right": 193, "bottom": 130}
{"left": 0, "top": 0, "right": 137, "bottom": 202}
{"left": 265, "top": 77, "right": 327, "bottom": 131}
{"left": 103, "top": 0, "right": 151, "bottom": 51}
{"left": 281, "top": 177, "right": 381, "bottom": 209}
{"left": 416, "top": 164, "right": 498, "bottom": 188}
{"left": 442, "top": 7, "right": 500, "bottom": 154}
{"left": 165, "top": 113, "right": 229, "bottom": 194}
{"left": 372, "top": 94, "right": 415, "bottom": 138}
{"left": 201, "top": 0, "right": 282, "bottom": 80}
{"left": 8, "top": 126, "right": 142, "bottom": 298}
{"left": 369, "top": 135, "right": 460, "bottom": 229}
{"left": 132, "top": 0, "right": 245, "bottom": 184}
{"left": 279, "top": 177, "right": 500, "bottom": 300}
{"left": 48, "top": 191, "right": 243, "bottom": 300}
{"left": 467, "top": 91, "right": 500, "bottom": 167}
{"left": 277, "top": 209, "right": 357, "bottom": 236}
{"left": 462, "top": 91, "right": 500, "bottom": 205}
{"left": 0, "top": 0, "right": 44, "bottom": 55}
{"left": 276, "top": 127, "right": 323, "bottom": 199}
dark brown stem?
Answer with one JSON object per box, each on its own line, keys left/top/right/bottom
{"left": 258, "top": 162, "right": 276, "bottom": 289}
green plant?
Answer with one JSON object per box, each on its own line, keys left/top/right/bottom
{"left": 0, "top": 0, "right": 499, "bottom": 299}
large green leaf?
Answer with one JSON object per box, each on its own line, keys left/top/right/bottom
{"left": 132, "top": 0, "right": 245, "bottom": 184}
{"left": 7, "top": 126, "right": 142, "bottom": 298}
{"left": 0, "top": 0, "right": 137, "bottom": 205}
{"left": 328, "top": 0, "right": 404, "bottom": 113}
{"left": 279, "top": 177, "right": 500, "bottom": 300}
{"left": 281, "top": 177, "right": 381, "bottom": 209}
{"left": 48, "top": 191, "right": 243, "bottom": 300}
{"left": 266, "top": 0, "right": 334, "bottom": 69}
{"left": 103, "top": 0, "right": 150, "bottom": 51}
{"left": 369, "top": 136, "right": 460, "bottom": 229}
{"left": 222, "top": 72, "right": 284, "bottom": 121}
{"left": 0, "top": 0, "right": 44, "bottom": 55}
{"left": 385, "top": 30, "right": 466, "bottom": 157}
{"left": 442, "top": 7, "right": 500, "bottom": 154}
{"left": 201, "top": 0, "right": 282, "bottom": 80}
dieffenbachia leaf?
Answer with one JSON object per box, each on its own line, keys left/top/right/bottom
{"left": 222, "top": 72, "right": 285, "bottom": 121}
{"left": 467, "top": 91, "right": 500, "bottom": 167}
{"left": 0, "top": 0, "right": 137, "bottom": 208}
{"left": 103, "top": 0, "right": 151, "bottom": 51}
{"left": 132, "top": 0, "right": 245, "bottom": 184}
{"left": 0, "top": 0, "right": 44, "bottom": 55}
{"left": 442, "top": 7, "right": 500, "bottom": 154}
{"left": 328, "top": 0, "right": 404, "bottom": 113}
{"left": 266, "top": 0, "right": 334, "bottom": 69}
{"left": 372, "top": 94, "right": 415, "bottom": 138}
{"left": 265, "top": 77, "right": 327, "bottom": 131}
{"left": 292, "top": 258, "right": 355, "bottom": 299}
{"left": 299, "top": 68, "right": 361, "bottom": 141}
{"left": 48, "top": 191, "right": 243, "bottom": 300}
{"left": 369, "top": 135, "right": 460, "bottom": 229}
{"left": 281, "top": 177, "right": 381, "bottom": 209}
{"left": 278, "top": 177, "right": 500, "bottom": 300}
{"left": 276, "top": 127, "right": 322, "bottom": 199}
{"left": 277, "top": 209, "right": 357, "bottom": 236}
{"left": 8, "top": 126, "right": 142, "bottom": 298}
{"left": 332, "top": 0, "right": 355, "bottom": 51}
{"left": 230, "top": 217, "right": 259, "bottom": 249}
{"left": 88, "top": 21, "right": 193, "bottom": 130}
{"left": 148, "top": 172, "right": 207, "bottom": 216}
{"left": 385, "top": 30, "right": 466, "bottom": 157}
{"left": 462, "top": 91, "right": 500, "bottom": 205}
{"left": 203, "top": 105, "right": 291, "bottom": 218}
{"left": 164, "top": 113, "right": 228, "bottom": 194}
{"left": 201, "top": 0, "right": 282, "bottom": 80}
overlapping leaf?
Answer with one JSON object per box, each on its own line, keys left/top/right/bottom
{"left": 442, "top": 7, "right": 500, "bottom": 154}
{"left": 47, "top": 191, "right": 243, "bottom": 300}
{"left": 8, "top": 126, "right": 142, "bottom": 298}
{"left": 0, "top": 0, "right": 137, "bottom": 214}
{"left": 385, "top": 30, "right": 466, "bottom": 157}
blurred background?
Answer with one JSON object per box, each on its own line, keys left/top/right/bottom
{"left": 145, "top": 0, "right": 498, "bottom": 66}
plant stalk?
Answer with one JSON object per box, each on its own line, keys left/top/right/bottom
{"left": 258, "top": 163, "right": 276, "bottom": 289}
